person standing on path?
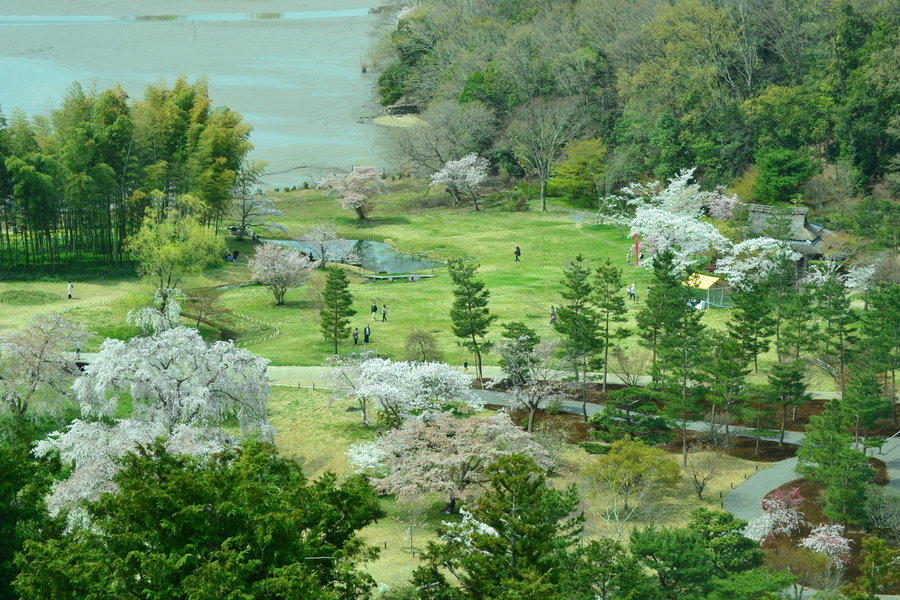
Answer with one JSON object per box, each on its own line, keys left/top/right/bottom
{"left": 382, "top": 304, "right": 388, "bottom": 322}
{"left": 67, "top": 281, "right": 73, "bottom": 300}
{"left": 463, "top": 360, "right": 469, "bottom": 374}
{"left": 371, "top": 302, "right": 378, "bottom": 321}
{"left": 352, "top": 327, "right": 359, "bottom": 346}
{"left": 549, "top": 306, "right": 557, "bottom": 324}
{"left": 514, "top": 246, "right": 521, "bottom": 262}
{"left": 363, "top": 324, "right": 370, "bottom": 345}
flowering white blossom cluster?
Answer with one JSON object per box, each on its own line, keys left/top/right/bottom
{"left": 329, "top": 357, "right": 480, "bottom": 427}
{"left": 844, "top": 263, "right": 876, "bottom": 292}
{"left": 320, "top": 166, "right": 386, "bottom": 219}
{"left": 431, "top": 154, "right": 490, "bottom": 207}
{"left": 126, "top": 288, "right": 183, "bottom": 333}
{"left": 705, "top": 188, "right": 744, "bottom": 220}
{"left": 38, "top": 324, "right": 272, "bottom": 524}
{"left": 801, "top": 262, "right": 845, "bottom": 287}
{"left": 715, "top": 238, "right": 800, "bottom": 291}
{"left": 743, "top": 487, "right": 805, "bottom": 543}
{"left": 34, "top": 420, "right": 229, "bottom": 526}
{"left": 248, "top": 242, "right": 313, "bottom": 304}
{"left": 630, "top": 206, "right": 731, "bottom": 271}
{"left": 346, "top": 412, "right": 551, "bottom": 508}
{"left": 440, "top": 509, "right": 499, "bottom": 545}
{"left": 296, "top": 221, "right": 358, "bottom": 267}
{"left": 800, "top": 524, "right": 852, "bottom": 566}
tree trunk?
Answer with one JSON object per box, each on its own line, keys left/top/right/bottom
{"left": 527, "top": 406, "right": 536, "bottom": 433}
{"left": 355, "top": 207, "right": 367, "bottom": 220}
{"left": 780, "top": 404, "right": 787, "bottom": 447}
{"left": 540, "top": 178, "right": 547, "bottom": 212}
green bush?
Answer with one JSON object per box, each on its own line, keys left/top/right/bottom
{"left": 580, "top": 442, "right": 610, "bottom": 455}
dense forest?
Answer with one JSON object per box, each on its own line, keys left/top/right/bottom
{"left": 377, "top": 0, "right": 898, "bottom": 242}
{"left": 0, "top": 77, "right": 251, "bottom": 272}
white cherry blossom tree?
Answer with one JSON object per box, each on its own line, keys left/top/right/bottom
{"left": 630, "top": 206, "right": 731, "bottom": 271}
{"left": 34, "top": 321, "right": 272, "bottom": 525}
{"left": 326, "top": 356, "right": 480, "bottom": 427}
{"left": 347, "top": 411, "right": 551, "bottom": 513}
{"left": 0, "top": 314, "right": 91, "bottom": 417}
{"left": 715, "top": 238, "right": 800, "bottom": 291}
{"left": 431, "top": 153, "right": 490, "bottom": 211}
{"left": 319, "top": 166, "right": 386, "bottom": 220}
{"left": 296, "top": 221, "right": 358, "bottom": 268}
{"left": 248, "top": 242, "right": 313, "bottom": 305}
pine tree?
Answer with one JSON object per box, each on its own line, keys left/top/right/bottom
{"left": 842, "top": 367, "right": 892, "bottom": 445}
{"left": 727, "top": 285, "right": 775, "bottom": 373}
{"left": 816, "top": 276, "right": 858, "bottom": 376}
{"left": 766, "top": 360, "right": 809, "bottom": 446}
{"left": 319, "top": 266, "right": 355, "bottom": 355}
{"left": 858, "top": 283, "right": 900, "bottom": 405}
{"left": 635, "top": 249, "right": 685, "bottom": 379}
{"left": 703, "top": 331, "right": 751, "bottom": 448}
{"left": 554, "top": 254, "right": 599, "bottom": 418}
{"left": 448, "top": 260, "right": 496, "bottom": 383}
{"left": 591, "top": 258, "right": 629, "bottom": 392}
{"left": 798, "top": 405, "right": 874, "bottom": 525}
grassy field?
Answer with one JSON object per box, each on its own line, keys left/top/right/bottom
{"left": 268, "top": 385, "right": 772, "bottom": 591}
{"left": 0, "top": 179, "right": 836, "bottom": 388}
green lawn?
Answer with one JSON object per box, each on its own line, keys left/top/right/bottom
{"left": 0, "top": 179, "right": 837, "bottom": 388}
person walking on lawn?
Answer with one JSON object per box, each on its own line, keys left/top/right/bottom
{"left": 371, "top": 302, "right": 378, "bottom": 321}
{"left": 363, "top": 325, "right": 371, "bottom": 344}
{"left": 514, "top": 246, "right": 521, "bottom": 262}
{"left": 352, "top": 327, "right": 359, "bottom": 346}
{"left": 382, "top": 304, "right": 388, "bottom": 322}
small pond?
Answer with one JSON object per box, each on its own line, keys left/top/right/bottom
{"left": 266, "top": 239, "right": 443, "bottom": 274}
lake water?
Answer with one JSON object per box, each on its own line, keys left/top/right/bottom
{"left": 0, "top": 0, "right": 394, "bottom": 188}
{"left": 269, "top": 239, "right": 443, "bottom": 273}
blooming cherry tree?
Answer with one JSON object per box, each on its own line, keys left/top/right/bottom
{"left": 0, "top": 314, "right": 91, "bottom": 417}
{"left": 743, "top": 487, "right": 806, "bottom": 544}
{"left": 431, "top": 153, "right": 490, "bottom": 211}
{"left": 347, "top": 411, "right": 551, "bottom": 512}
{"left": 249, "top": 242, "right": 313, "bottom": 305}
{"left": 705, "top": 188, "right": 744, "bottom": 220}
{"left": 296, "top": 221, "right": 358, "bottom": 268}
{"left": 319, "top": 166, "right": 386, "bottom": 220}
{"left": 715, "top": 238, "right": 800, "bottom": 291}
{"left": 800, "top": 524, "right": 852, "bottom": 567}
{"left": 844, "top": 263, "right": 876, "bottom": 292}
{"left": 35, "top": 323, "right": 272, "bottom": 523}
{"left": 630, "top": 206, "right": 731, "bottom": 271}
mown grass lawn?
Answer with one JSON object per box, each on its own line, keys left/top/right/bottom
{"left": 0, "top": 179, "right": 837, "bottom": 388}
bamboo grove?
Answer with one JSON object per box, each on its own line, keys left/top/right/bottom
{"left": 0, "top": 77, "right": 251, "bottom": 272}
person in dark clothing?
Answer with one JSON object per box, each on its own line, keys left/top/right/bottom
{"left": 363, "top": 325, "right": 371, "bottom": 344}
{"left": 371, "top": 302, "right": 378, "bottom": 321}
{"left": 352, "top": 327, "right": 359, "bottom": 346}
{"left": 382, "top": 304, "right": 388, "bottom": 322}
{"left": 514, "top": 246, "right": 521, "bottom": 262}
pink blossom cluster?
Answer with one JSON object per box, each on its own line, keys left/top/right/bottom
{"left": 743, "top": 487, "right": 806, "bottom": 544}
{"left": 705, "top": 188, "right": 743, "bottom": 221}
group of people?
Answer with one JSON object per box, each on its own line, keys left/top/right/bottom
{"left": 224, "top": 250, "right": 240, "bottom": 263}
{"left": 351, "top": 301, "right": 389, "bottom": 346}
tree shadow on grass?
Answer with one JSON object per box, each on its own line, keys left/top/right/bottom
{"left": 356, "top": 216, "right": 412, "bottom": 228}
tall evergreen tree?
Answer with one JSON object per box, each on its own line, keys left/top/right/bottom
{"left": 554, "top": 254, "right": 599, "bottom": 418}
{"left": 635, "top": 249, "right": 685, "bottom": 379}
{"left": 859, "top": 283, "right": 900, "bottom": 404}
{"left": 816, "top": 275, "right": 858, "bottom": 376}
{"left": 319, "top": 266, "right": 355, "bottom": 355}
{"left": 798, "top": 405, "right": 874, "bottom": 525}
{"left": 727, "top": 285, "right": 775, "bottom": 373}
{"left": 412, "top": 455, "right": 586, "bottom": 599}
{"left": 703, "top": 331, "right": 751, "bottom": 447}
{"left": 590, "top": 258, "right": 629, "bottom": 392}
{"left": 766, "top": 360, "right": 809, "bottom": 446}
{"left": 841, "top": 367, "right": 892, "bottom": 445}
{"left": 448, "top": 260, "right": 496, "bottom": 383}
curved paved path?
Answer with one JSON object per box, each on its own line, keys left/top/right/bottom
{"left": 69, "top": 355, "right": 900, "bottom": 522}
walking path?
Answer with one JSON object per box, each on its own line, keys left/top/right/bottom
{"left": 68, "top": 356, "right": 900, "bottom": 523}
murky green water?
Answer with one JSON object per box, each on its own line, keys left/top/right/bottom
{"left": 0, "top": 1, "right": 393, "bottom": 187}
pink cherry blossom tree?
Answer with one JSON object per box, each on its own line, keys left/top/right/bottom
{"left": 319, "top": 166, "right": 386, "bottom": 220}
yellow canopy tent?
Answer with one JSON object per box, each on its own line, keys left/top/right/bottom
{"left": 684, "top": 274, "right": 732, "bottom": 309}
